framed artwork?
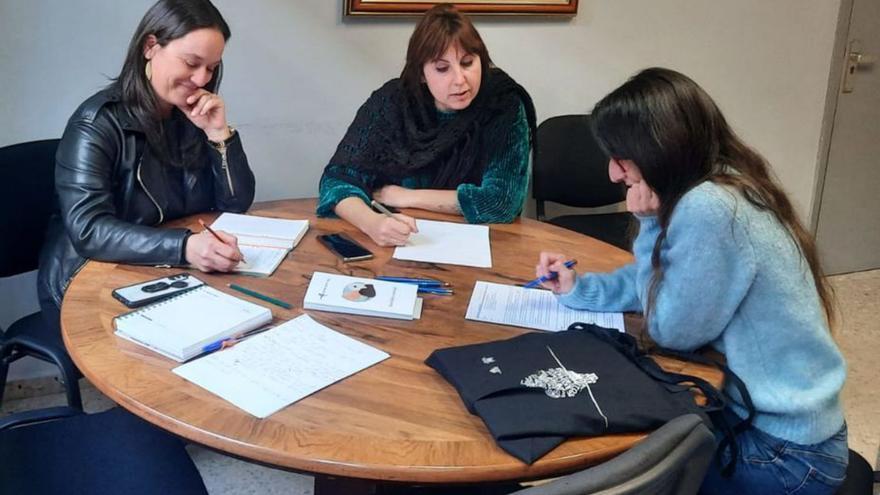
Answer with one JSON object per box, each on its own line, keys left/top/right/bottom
{"left": 345, "top": 0, "right": 578, "bottom": 16}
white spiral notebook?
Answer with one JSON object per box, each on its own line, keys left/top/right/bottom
{"left": 113, "top": 285, "right": 273, "bottom": 362}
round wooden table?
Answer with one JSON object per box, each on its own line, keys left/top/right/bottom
{"left": 61, "top": 198, "right": 720, "bottom": 492}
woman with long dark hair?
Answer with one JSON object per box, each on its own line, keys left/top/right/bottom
{"left": 536, "top": 68, "right": 847, "bottom": 494}
{"left": 317, "top": 3, "right": 536, "bottom": 246}
{"left": 38, "top": 0, "right": 254, "bottom": 322}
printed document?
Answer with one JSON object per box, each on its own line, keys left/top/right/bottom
{"left": 393, "top": 219, "right": 491, "bottom": 268}
{"left": 173, "top": 315, "right": 390, "bottom": 418}
{"left": 466, "top": 281, "right": 625, "bottom": 333}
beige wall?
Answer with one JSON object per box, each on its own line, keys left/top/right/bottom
{"left": 0, "top": 0, "right": 841, "bottom": 376}
{"left": 1, "top": 0, "right": 841, "bottom": 216}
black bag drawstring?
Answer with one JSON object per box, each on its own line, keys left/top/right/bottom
{"left": 566, "top": 323, "right": 755, "bottom": 477}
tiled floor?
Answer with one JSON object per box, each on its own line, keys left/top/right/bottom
{"left": 3, "top": 269, "right": 878, "bottom": 494}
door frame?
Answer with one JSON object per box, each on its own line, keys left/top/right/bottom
{"left": 809, "top": 0, "right": 855, "bottom": 233}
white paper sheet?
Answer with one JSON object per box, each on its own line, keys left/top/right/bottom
{"left": 172, "top": 315, "right": 390, "bottom": 418}
{"left": 465, "top": 281, "right": 625, "bottom": 333}
{"left": 393, "top": 220, "right": 491, "bottom": 268}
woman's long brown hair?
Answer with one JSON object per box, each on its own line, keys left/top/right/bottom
{"left": 591, "top": 68, "right": 834, "bottom": 331}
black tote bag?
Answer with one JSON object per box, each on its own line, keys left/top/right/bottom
{"left": 426, "top": 324, "right": 731, "bottom": 464}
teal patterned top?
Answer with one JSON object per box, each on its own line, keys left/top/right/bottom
{"left": 317, "top": 103, "right": 530, "bottom": 224}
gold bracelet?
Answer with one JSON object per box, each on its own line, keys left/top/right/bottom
{"left": 208, "top": 126, "right": 236, "bottom": 151}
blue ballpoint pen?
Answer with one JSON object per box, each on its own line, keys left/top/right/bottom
{"left": 200, "top": 326, "right": 272, "bottom": 354}
{"left": 376, "top": 276, "right": 450, "bottom": 287}
{"left": 523, "top": 259, "right": 578, "bottom": 289}
{"left": 417, "top": 287, "right": 454, "bottom": 295}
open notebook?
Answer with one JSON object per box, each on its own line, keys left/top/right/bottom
{"left": 114, "top": 286, "right": 273, "bottom": 362}
{"left": 210, "top": 213, "right": 310, "bottom": 276}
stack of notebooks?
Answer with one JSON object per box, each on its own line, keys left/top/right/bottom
{"left": 304, "top": 272, "right": 423, "bottom": 320}
{"left": 113, "top": 285, "right": 273, "bottom": 362}
{"left": 210, "top": 213, "right": 309, "bottom": 277}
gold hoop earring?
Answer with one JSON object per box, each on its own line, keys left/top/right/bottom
{"left": 145, "top": 60, "right": 152, "bottom": 81}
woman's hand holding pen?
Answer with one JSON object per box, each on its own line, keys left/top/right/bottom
{"left": 185, "top": 229, "right": 244, "bottom": 272}
{"left": 179, "top": 89, "right": 230, "bottom": 143}
{"left": 536, "top": 252, "right": 577, "bottom": 295}
{"left": 366, "top": 212, "right": 418, "bottom": 247}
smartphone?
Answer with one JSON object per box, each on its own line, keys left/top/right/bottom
{"left": 317, "top": 233, "right": 374, "bottom": 262}
{"left": 112, "top": 273, "right": 205, "bottom": 308}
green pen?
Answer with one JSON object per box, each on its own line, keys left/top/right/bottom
{"left": 227, "top": 283, "right": 292, "bottom": 309}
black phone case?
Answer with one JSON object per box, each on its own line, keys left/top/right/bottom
{"left": 317, "top": 234, "right": 374, "bottom": 262}
{"left": 111, "top": 273, "right": 204, "bottom": 308}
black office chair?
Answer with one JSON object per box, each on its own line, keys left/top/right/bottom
{"left": 0, "top": 139, "right": 82, "bottom": 410}
{"left": 533, "top": 115, "right": 634, "bottom": 251}
{"left": 509, "top": 414, "right": 715, "bottom": 495}
{"left": 834, "top": 448, "right": 877, "bottom": 495}
{"left": 0, "top": 406, "right": 208, "bottom": 494}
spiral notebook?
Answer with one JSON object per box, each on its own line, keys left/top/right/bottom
{"left": 113, "top": 285, "right": 273, "bottom": 362}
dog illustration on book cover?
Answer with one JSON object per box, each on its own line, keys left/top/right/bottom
{"left": 343, "top": 282, "right": 377, "bottom": 302}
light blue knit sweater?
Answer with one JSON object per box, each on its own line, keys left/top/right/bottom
{"left": 557, "top": 181, "right": 846, "bottom": 445}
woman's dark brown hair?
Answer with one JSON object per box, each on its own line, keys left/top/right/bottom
{"left": 111, "top": 0, "right": 231, "bottom": 163}
{"left": 591, "top": 67, "right": 835, "bottom": 330}
{"left": 400, "top": 3, "right": 493, "bottom": 96}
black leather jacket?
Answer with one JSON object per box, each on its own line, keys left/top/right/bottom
{"left": 38, "top": 89, "right": 255, "bottom": 308}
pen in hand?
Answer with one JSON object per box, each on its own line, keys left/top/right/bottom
{"left": 371, "top": 200, "right": 415, "bottom": 229}
{"left": 371, "top": 200, "right": 416, "bottom": 245}
{"left": 523, "top": 259, "right": 578, "bottom": 289}
{"left": 198, "top": 218, "right": 246, "bottom": 263}
{"left": 370, "top": 200, "right": 398, "bottom": 219}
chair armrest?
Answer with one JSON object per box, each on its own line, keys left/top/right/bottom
{"left": 0, "top": 406, "right": 83, "bottom": 430}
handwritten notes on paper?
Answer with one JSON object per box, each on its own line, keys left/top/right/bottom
{"left": 173, "top": 315, "right": 389, "bottom": 418}
{"left": 466, "top": 281, "right": 625, "bottom": 333}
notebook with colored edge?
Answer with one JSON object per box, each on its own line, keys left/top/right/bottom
{"left": 113, "top": 285, "right": 273, "bottom": 362}
{"left": 210, "top": 213, "right": 310, "bottom": 276}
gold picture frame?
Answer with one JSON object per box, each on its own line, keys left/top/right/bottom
{"left": 345, "top": 0, "right": 578, "bottom": 16}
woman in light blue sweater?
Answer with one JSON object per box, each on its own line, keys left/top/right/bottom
{"left": 537, "top": 68, "right": 847, "bottom": 494}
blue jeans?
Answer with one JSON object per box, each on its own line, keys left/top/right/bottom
{"left": 699, "top": 422, "right": 848, "bottom": 494}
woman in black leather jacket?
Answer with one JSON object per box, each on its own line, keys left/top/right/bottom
{"left": 37, "top": 0, "right": 255, "bottom": 324}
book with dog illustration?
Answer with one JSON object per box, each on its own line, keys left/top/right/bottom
{"left": 303, "top": 272, "right": 423, "bottom": 320}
